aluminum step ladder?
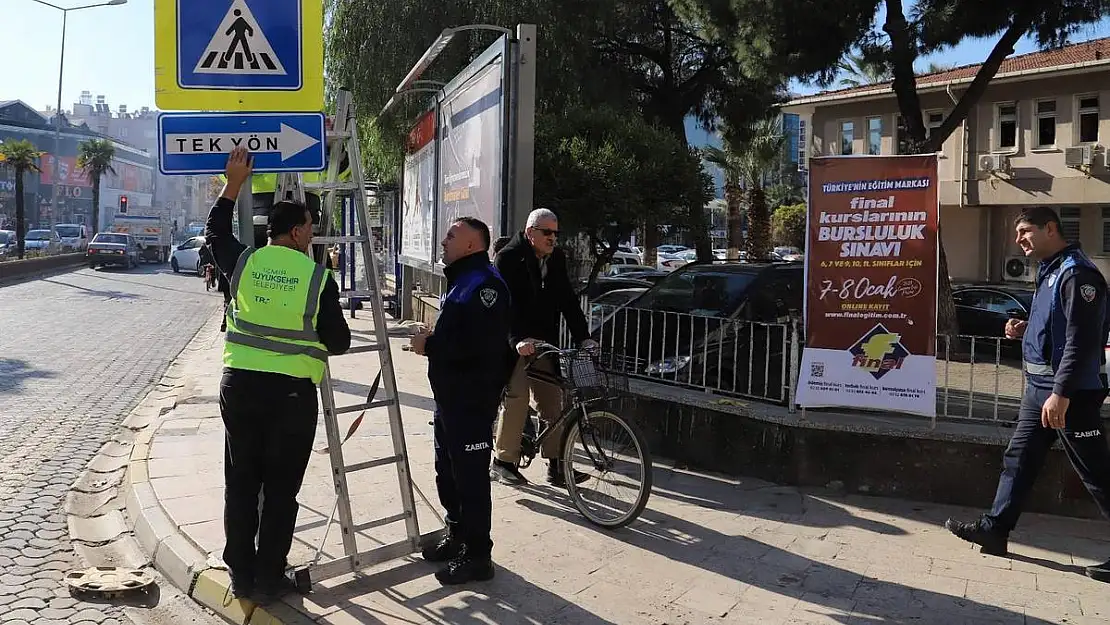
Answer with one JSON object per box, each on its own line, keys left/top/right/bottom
{"left": 273, "top": 90, "right": 445, "bottom": 591}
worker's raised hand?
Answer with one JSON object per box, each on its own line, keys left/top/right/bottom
{"left": 225, "top": 146, "right": 254, "bottom": 189}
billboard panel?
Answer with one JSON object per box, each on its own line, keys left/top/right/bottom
{"left": 436, "top": 58, "right": 505, "bottom": 257}
{"left": 794, "top": 155, "right": 939, "bottom": 417}
{"left": 400, "top": 109, "right": 436, "bottom": 263}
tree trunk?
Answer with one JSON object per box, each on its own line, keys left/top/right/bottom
{"left": 91, "top": 176, "right": 101, "bottom": 235}
{"left": 935, "top": 226, "right": 957, "bottom": 336}
{"left": 746, "top": 184, "right": 770, "bottom": 260}
{"left": 15, "top": 170, "right": 25, "bottom": 260}
{"left": 725, "top": 181, "right": 743, "bottom": 260}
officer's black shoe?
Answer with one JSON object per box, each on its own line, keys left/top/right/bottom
{"left": 421, "top": 533, "right": 463, "bottom": 563}
{"left": 434, "top": 549, "right": 495, "bottom": 585}
{"left": 944, "top": 517, "right": 1008, "bottom": 556}
{"left": 254, "top": 575, "right": 296, "bottom": 605}
{"left": 547, "top": 459, "right": 590, "bottom": 488}
{"left": 1085, "top": 558, "right": 1110, "bottom": 583}
{"left": 490, "top": 458, "right": 528, "bottom": 485}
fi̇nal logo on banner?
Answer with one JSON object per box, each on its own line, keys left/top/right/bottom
{"left": 849, "top": 324, "right": 910, "bottom": 380}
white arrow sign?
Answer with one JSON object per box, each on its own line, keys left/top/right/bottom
{"left": 164, "top": 124, "right": 319, "bottom": 161}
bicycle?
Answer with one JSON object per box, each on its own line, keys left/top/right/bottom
{"left": 517, "top": 342, "right": 653, "bottom": 529}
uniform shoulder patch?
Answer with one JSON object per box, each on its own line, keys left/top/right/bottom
{"left": 1080, "top": 283, "right": 1097, "bottom": 303}
{"left": 479, "top": 287, "right": 499, "bottom": 308}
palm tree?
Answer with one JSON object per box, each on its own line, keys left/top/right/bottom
{"left": 77, "top": 138, "right": 116, "bottom": 234}
{"left": 735, "top": 117, "right": 787, "bottom": 260}
{"left": 702, "top": 146, "right": 745, "bottom": 259}
{"left": 0, "top": 139, "right": 44, "bottom": 260}
{"left": 838, "top": 51, "right": 893, "bottom": 88}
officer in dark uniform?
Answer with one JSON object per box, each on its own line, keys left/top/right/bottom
{"left": 947, "top": 206, "right": 1110, "bottom": 583}
{"left": 410, "top": 216, "right": 511, "bottom": 585}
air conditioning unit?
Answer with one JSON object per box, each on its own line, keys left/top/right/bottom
{"left": 1003, "top": 255, "right": 1034, "bottom": 283}
{"left": 978, "top": 153, "right": 1011, "bottom": 174}
{"left": 1065, "top": 145, "right": 1094, "bottom": 168}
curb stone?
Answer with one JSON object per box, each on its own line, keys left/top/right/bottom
{"left": 64, "top": 313, "right": 223, "bottom": 624}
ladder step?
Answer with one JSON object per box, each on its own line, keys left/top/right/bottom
{"left": 336, "top": 399, "right": 394, "bottom": 415}
{"left": 313, "top": 235, "right": 368, "bottom": 244}
{"left": 326, "top": 130, "right": 353, "bottom": 142}
{"left": 305, "top": 182, "right": 360, "bottom": 193}
{"left": 344, "top": 455, "right": 401, "bottom": 473}
{"left": 345, "top": 344, "right": 384, "bottom": 355}
{"left": 352, "top": 512, "right": 410, "bottom": 533}
{"left": 340, "top": 290, "right": 377, "bottom": 299}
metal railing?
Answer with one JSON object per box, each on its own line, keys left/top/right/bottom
{"left": 560, "top": 298, "right": 1109, "bottom": 424}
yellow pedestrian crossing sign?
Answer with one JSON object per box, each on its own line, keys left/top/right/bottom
{"left": 154, "top": 0, "right": 323, "bottom": 111}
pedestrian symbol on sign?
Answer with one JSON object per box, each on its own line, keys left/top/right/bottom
{"left": 192, "top": 0, "right": 286, "bottom": 76}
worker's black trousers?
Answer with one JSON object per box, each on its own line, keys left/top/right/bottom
{"left": 434, "top": 404, "right": 497, "bottom": 558}
{"left": 220, "top": 369, "right": 318, "bottom": 584}
{"left": 984, "top": 385, "right": 1110, "bottom": 534}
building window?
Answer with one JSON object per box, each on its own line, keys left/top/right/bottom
{"left": 995, "top": 103, "right": 1018, "bottom": 150}
{"left": 1078, "top": 95, "right": 1100, "bottom": 144}
{"left": 924, "top": 111, "right": 944, "bottom": 139}
{"left": 1035, "top": 100, "right": 1056, "bottom": 148}
{"left": 839, "top": 121, "right": 854, "bottom": 155}
{"left": 798, "top": 119, "right": 807, "bottom": 171}
{"left": 1102, "top": 208, "right": 1110, "bottom": 254}
{"left": 866, "top": 117, "right": 882, "bottom": 155}
{"left": 1059, "top": 206, "right": 1081, "bottom": 243}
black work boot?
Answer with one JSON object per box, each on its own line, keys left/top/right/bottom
{"left": 490, "top": 458, "right": 528, "bottom": 485}
{"left": 1085, "top": 558, "right": 1110, "bottom": 583}
{"left": 227, "top": 571, "right": 253, "bottom": 600}
{"left": 421, "top": 532, "right": 463, "bottom": 563}
{"left": 945, "top": 517, "right": 1008, "bottom": 556}
{"left": 434, "top": 546, "right": 495, "bottom": 585}
{"left": 547, "top": 459, "right": 590, "bottom": 488}
{"left": 254, "top": 574, "right": 296, "bottom": 605}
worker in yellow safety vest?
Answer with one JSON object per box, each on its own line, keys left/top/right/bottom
{"left": 203, "top": 146, "right": 351, "bottom": 604}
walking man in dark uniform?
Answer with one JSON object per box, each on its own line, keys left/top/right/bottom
{"left": 946, "top": 206, "right": 1110, "bottom": 583}
{"left": 410, "top": 216, "right": 511, "bottom": 585}
{"left": 205, "top": 147, "right": 351, "bottom": 602}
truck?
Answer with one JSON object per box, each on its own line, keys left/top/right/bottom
{"left": 109, "top": 214, "right": 171, "bottom": 263}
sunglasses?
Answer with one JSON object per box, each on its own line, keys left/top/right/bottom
{"left": 532, "top": 227, "right": 559, "bottom": 238}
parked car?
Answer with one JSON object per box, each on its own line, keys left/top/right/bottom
{"left": 594, "top": 261, "right": 803, "bottom": 401}
{"left": 23, "top": 229, "right": 60, "bottom": 253}
{"left": 170, "top": 236, "right": 207, "bottom": 273}
{"left": 576, "top": 276, "right": 655, "bottom": 299}
{"left": 619, "top": 269, "right": 668, "bottom": 283}
{"left": 588, "top": 287, "right": 648, "bottom": 332}
{"left": 951, "top": 282, "right": 1110, "bottom": 362}
{"left": 0, "top": 230, "right": 15, "bottom": 257}
{"left": 54, "top": 223, "right": 89, "bottom": 252}
{"left": 603, "top": 264, "right": 658, "bottom": 277}
{"left": 87, "top": 232, "right": 140, "bottom": 269}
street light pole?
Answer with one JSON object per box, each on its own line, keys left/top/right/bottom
{"left": 28, "top": 0, "right": 128, "bottom": 232}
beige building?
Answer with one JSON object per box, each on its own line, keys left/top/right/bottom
{"left": 785, "top": 37, "right": 1110, "bottom": 284}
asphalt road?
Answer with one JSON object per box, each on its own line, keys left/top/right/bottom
{"left": 0, "top": 263, "right": 221, "bottom": 624}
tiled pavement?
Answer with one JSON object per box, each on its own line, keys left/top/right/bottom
{"left": 129, "top": 312, "right": 1110, "bottom": 624}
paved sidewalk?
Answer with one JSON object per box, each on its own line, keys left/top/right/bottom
{"left": 126, "top": 312, "right": 1110, "bottom": 625}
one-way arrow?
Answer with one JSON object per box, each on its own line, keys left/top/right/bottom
{"left": 164, "top": 124, "right": 320, "bottom": 161}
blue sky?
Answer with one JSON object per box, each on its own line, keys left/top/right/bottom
{"left": 2, "top": 1, "right": 1109, "bottom": 113}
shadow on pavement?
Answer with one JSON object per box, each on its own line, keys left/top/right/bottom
{"left": 284, "top": 558, "right": 617, "bottom": 625}
{"left": 513, "top": 476, "right": 1060, "bottom": 624}
{"left": 0, "top": 357, "right": 59, "bottom": 395}
{"left": 41, "top": 277, "right": 142, "bottom": 300}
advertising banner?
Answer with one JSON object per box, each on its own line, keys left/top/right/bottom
{"left": 40, "top": 155, "right": 92, "bottom": 188}
{"left": 794, "top": 155, "right": 939, "bottom": 417}
{"left": 436, "top": 59, "right": 504, "bottom": 254}
{"left": 400, "top": 109, "right": 436, "bottom": 263}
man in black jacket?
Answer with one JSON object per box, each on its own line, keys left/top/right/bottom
{"left": 490, "top": 208, "right": 595, "bottom": 486}
{"left": 411, "top": 216, "right": 511, "bottom": 585}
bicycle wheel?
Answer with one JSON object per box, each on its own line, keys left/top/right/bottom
{"left": 561, "top": 409, "right": 652, "bottom": 529}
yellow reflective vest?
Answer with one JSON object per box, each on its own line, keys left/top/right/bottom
{"left": 223, "top": 245, "right": 331, "bottom": 383}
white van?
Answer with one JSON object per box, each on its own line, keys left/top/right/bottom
{"left": 55, "top": 223, "right": 89, "bottom": 252}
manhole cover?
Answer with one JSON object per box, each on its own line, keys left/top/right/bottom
{"left": 65, "top": 567, "right": 155, "bottom": 595}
